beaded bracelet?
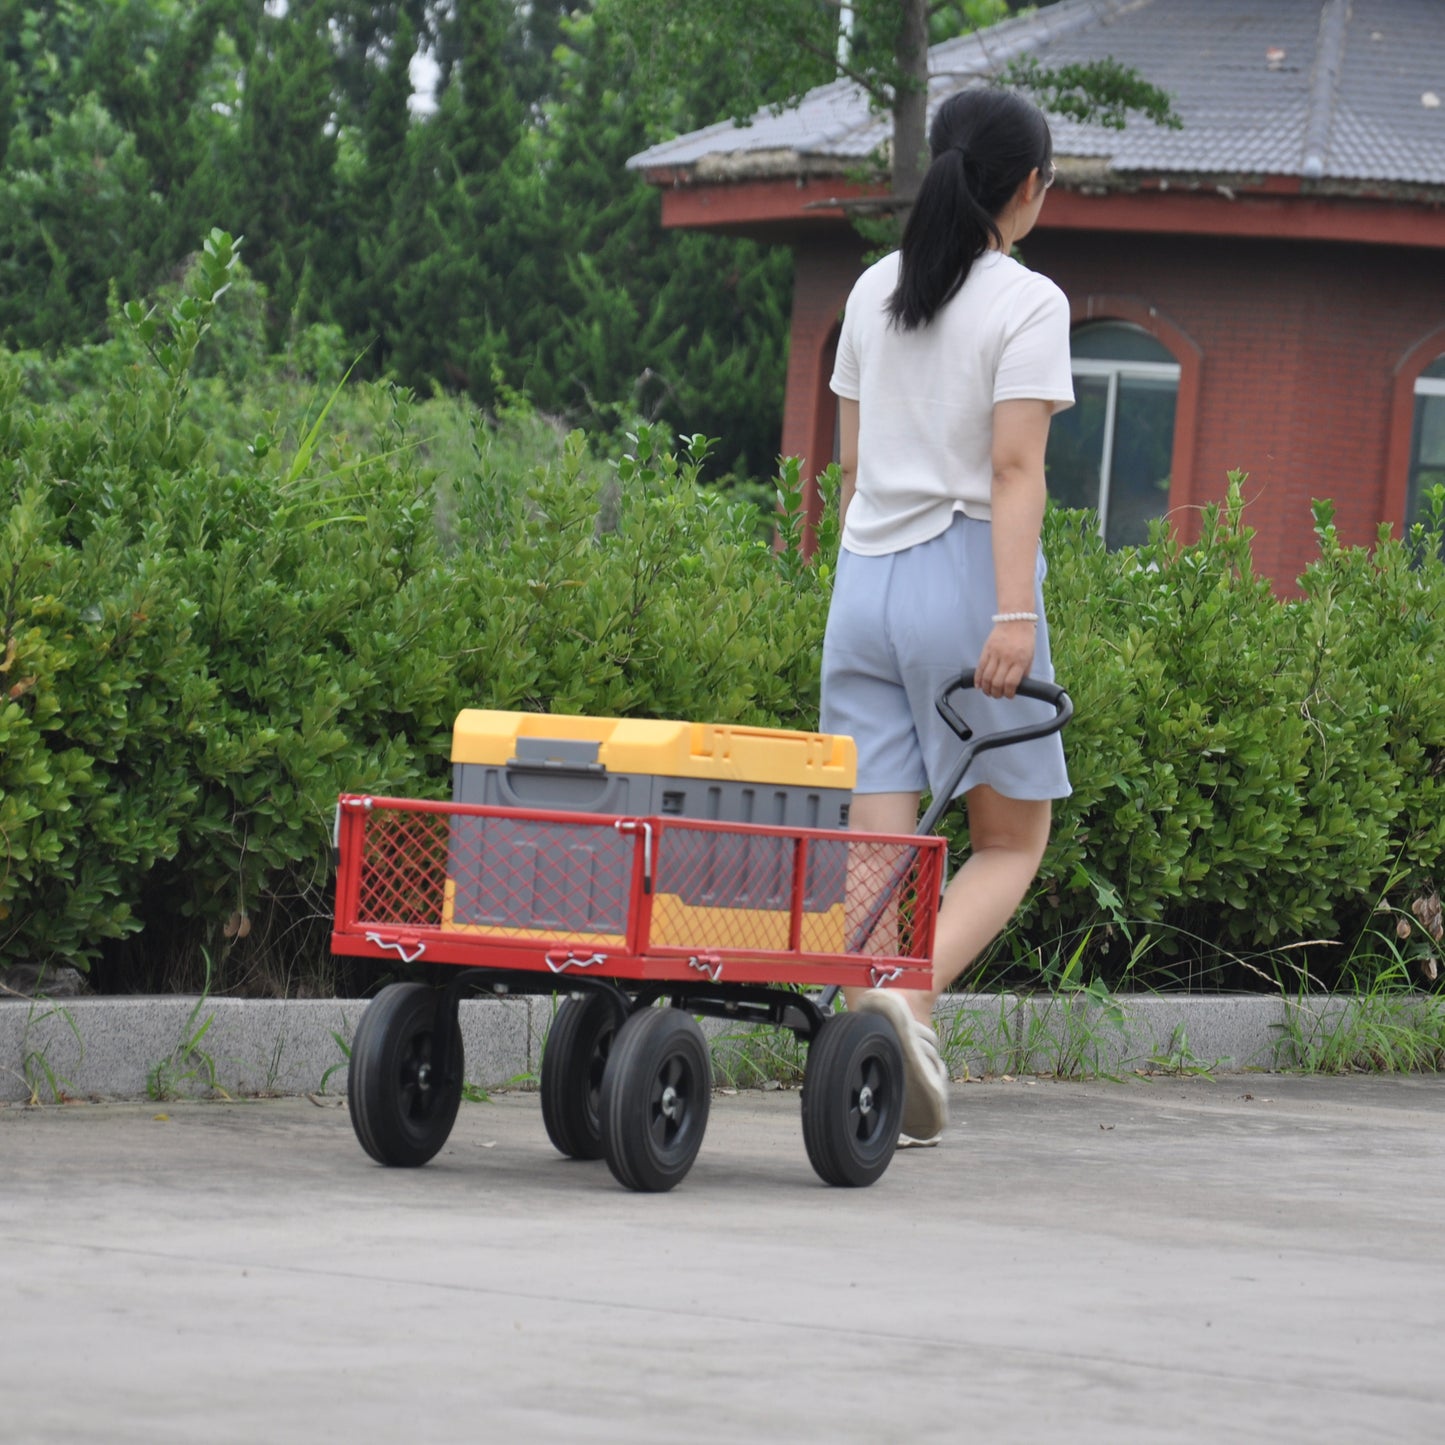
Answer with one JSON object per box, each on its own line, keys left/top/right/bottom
{"left": 992, "top": 611, "right": 1040, "bottom": 624}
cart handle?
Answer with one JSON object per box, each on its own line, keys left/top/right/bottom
{"left": 915, "top": 672, "right": 1073, "bottom": 840}
{"left": 818, "top": 670, "right": 1074, "bottom": 1013}
{"left": 935, "top": 672, "right": 1073, "bottom": 747}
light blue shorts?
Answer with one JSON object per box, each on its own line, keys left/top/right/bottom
{"left": 820, "top": 513, "right": 1071, "bottom": 802}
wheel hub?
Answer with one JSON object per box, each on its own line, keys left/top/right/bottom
{"left": 415, "top": 1062, "right": 432, "bottom": 1091}
{"left": 659, "top": 1084, "right": 682, "bottom": 1121}
{"left": 857, "top": 1084, "right": 874, "bottom": 1117}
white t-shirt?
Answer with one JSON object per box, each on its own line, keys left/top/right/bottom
{"left": 830, "top": 249, "right": 1074, "bottom": 556}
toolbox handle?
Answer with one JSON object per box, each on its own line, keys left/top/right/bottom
{"left": 495, "top": 766, "right": 627, "bottom": 813}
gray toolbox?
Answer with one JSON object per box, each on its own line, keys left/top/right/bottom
{"left": 444, "top": 712, "right": 856, "bottom": 947}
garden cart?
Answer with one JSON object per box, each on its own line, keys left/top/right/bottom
{"left": 330, "top": 671, "right": 1071, "bottom": 1192}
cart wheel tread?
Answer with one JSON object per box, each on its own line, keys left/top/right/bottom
{"left": 541, "top": 992, "right": 626, "bottom": 1161}
{"left": 801, "top": 1011, "right": 903, "bottom": 1187}
{"left": 348, "top": 982, "right": 463, "bottom": 1168}
{"left": 599, "top": 1007, "right": 711, "bottom": 1193}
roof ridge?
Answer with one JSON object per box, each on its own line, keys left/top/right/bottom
{"left": 1301, "top": 0, "right": 1350, "bottom": 179}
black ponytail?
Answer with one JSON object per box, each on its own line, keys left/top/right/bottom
{"left": 887, "top": 88, "right": 1054, "bottom": 331}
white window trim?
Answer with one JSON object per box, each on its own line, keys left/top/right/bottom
{"left": 1069, "top": 358, "right": 1181, "bottom": 541}
{"left": 1407, "top": 374, "right": 1445, "bottom": 525}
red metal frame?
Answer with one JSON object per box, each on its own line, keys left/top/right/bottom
{"left": 331, "top": 794, "right": 944, "bottom": 990}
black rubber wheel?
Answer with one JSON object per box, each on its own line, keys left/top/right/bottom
{"left": 599, "top": 1007, "right": 711, "bottom": 1192}
{"left": 801, "top": 1011, "right": 903, "bottom": 1187}
{"left": 541, "top": 992, "right": 626, "bottom": 1160}
{"left": 348, "top": 982, "right": 463, "bottom": 1167}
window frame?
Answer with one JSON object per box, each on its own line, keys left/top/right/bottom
{"left": 1066, "top": 348, "right": 1183, "bottom": 543}
{"left": 1386, "top": 329, "right": 1445, "bottom": 531}
{"left": 1408, "top": 370, "right": 1445, "bottom": 525}
{"left": 1064, "top": 297, "right": 1202, "bottom": 543}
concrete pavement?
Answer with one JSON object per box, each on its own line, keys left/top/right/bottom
{"left": 4, "top": 1074, "right": 1445, "bottom": 1442}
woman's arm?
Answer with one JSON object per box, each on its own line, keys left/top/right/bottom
{"left": 976, "top": 397, "right": 1052, "bottom": 699}
{"left": 837, "top": 397, "right": 859, "bottom": 530}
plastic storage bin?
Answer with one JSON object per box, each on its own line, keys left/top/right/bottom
{"left": 445, "top": 712, "right": 856, "bottom": 949}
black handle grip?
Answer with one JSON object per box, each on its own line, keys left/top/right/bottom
{"left": 935, "top": 671, "right": 1073, "bottom": 746}
{"left": 912, "top": 671, "right": 1073, "bottom": 838}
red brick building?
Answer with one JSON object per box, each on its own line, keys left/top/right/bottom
{"left": 629, "top": 0, "right": 1445, "bottom": 581}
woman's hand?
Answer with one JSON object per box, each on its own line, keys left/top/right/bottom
{"left": 975, "top": 619, "right": 1036, "bottom": 698}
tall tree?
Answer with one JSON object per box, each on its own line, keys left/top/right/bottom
{"left": 515, "top": 5, "right": 791, "bottom": 476}
{"left": 505, "top": 0, "right": 574, "bottom": 111}
{"left": 222, "top": 0, "right": 344, "bottom": 336}
{"left": 327, "top": 0, "right": 433, "bottom": 131}
{"left": 0, "top": 1, "right": 802, "bottom": 476}
{"left": 79, "top": 0, "right": 234, "bottom": 196}
{"left": 0, "top": 1, "right": 195, "bottom": 347}
{"left": 378, "top": 0, "right": 530, "bottom": 396}
{"left": 1, "top": 0, "right": 97, "bottom": 138}
{"left": 0, "top": 1, "right": 17, "bottom": 168}
{"left": 332, "top": 5, "right": 419, "bottom": 375}
{"left": 76, "top": 0, "right": 252, "bottom": 270}
{"left": 0, "top": 95, "right": 160, "bottom": 348}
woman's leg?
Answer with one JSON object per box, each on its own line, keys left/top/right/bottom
{"left": 930, "top": 783, "right": 1051, "bottom": 1004}
{"left": 839, "top": 790, "right": 920, "bottom": 1018}
{"left": 844, "top": 783, "right": 1050, "bottom": 1027}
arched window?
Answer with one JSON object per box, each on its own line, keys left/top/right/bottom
{"left": 1045, "top": 321, "right": 1181, "bottom": 548}
{"left": 1407, "top": 355, "right": 1445, "bottom": 527}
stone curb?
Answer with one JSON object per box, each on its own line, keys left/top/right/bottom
{"left": 0, "top": 991, "right": 1416, "bottom": 1103}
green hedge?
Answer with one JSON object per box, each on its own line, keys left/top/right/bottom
{"left": 1035, "top": 489, "right": 1445, "bottom": 990}
{"left": 0, "top": 239, "right": 834, "bottom": 991}
{"left": 2, "top": 241, "right": 1441, "bottom": 993}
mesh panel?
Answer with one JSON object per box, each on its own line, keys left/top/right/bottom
{"left": 446, "top": 812, "right": 636, "bottom": 943}
{"left": 842, "top": 837, "right": 940, "bottom": 962}
{"left": 356, "top": 811, "right": 450, "bottom": 927}
{"left": 340, "top": 800, "right": 942, "bottom": 969}
{"left": 648, "top": 823, "right": 935, "bottom": 962}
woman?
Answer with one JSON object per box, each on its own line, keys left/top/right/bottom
{"left": 823, "top": 87, "right": 1074, "bottom": 1145}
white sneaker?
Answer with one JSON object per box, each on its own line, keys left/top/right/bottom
{"left": 897, "top": 1131, "right": 942, "bottom": 1149}
{"left": 853, "top": 990, "right": 949, "bottom": 1141}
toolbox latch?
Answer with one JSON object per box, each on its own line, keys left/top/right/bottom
{"left": 508, "top": 738, "right": 605, "bottom": 772}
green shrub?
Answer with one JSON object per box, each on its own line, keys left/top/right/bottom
{"left": 439, "top": 428, "right": 833, "bottom": 728}
{"left": 0, "top": 238, "right": 838, "bottom": 991}
{"left": 1, "top": 236, "right": 455, "bottom": 987}
{"left": 2, "top": 233, "right": 1442, "bottom": 996}
{"left": 0, "top": 378, "right": 212, "bottom": 969}
{"left": 1009, "top": 483, "right": 1445, "bottom": 991}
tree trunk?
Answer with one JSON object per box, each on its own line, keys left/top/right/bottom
{"left": 891, "top": 0, "right": 931, "bottom": 202}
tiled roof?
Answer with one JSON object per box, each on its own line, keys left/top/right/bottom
{"left": 627, "top": 0, "right": 1445, "bottom": 189}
